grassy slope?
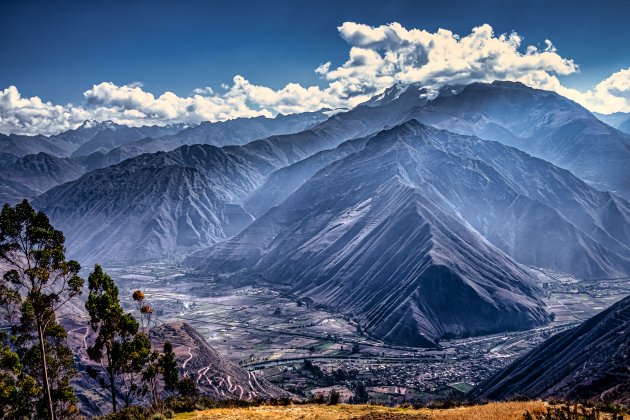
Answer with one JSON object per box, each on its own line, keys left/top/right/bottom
{"left": 175, "top": 401, "right": 551, "bottom": 419}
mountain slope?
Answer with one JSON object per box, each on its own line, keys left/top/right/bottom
{"left": 0, "top": 152, "right": 86, "bottom": 204}
{"left": 619, "top": 117, "right": 630, "bottom": 134}
{"left": 33, "top": 145, "right": 261, "bottom": 263}
{"left": 68, "top": 320, "right": 289, "bottom": 416}
{"left": 593, "top": 111, "right": 630, "bottom": 129}
{"left": 188, "top": 122, "right": 553, "bottom": 347}
{"left": 151, "top": 322, "right": 290, "bottom": 400}
{"left": 243, "top": 120, "right": 630, "bottom": 280}
{"left": 406, "top": 81, "right": 630, "bottom": 199}
{"left": 470, "top": 294, "right": 630, "bottom": 404}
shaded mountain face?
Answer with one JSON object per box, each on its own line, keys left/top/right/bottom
{"left": 619, "top": 117, "right": 630, "bottom": 134}
{"left": 33, "top": 145, "right": 262, "bottom": 264}
{"left": 0, "top": 152, "right": 86, "bottom": 204}
{"left": 470, "top": 294, "right": 630, "bottom": 404}
{"left": 188, "top": 122, "right": 553, "bottom": 347}
{"left": 0, "top": 152, "right": 18, "bottom": 169}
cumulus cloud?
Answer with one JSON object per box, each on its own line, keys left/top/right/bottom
{"left": 1, "top": 22, "right": 630, "bottom": 135}
{"left": 0, "top": 86, "right": 89, "bottom": 136}
{"left": 562, "top": 68, "right": 630, "bottom": 113}
{"left": 323, "top": 22, "right": 578, "bottom": 98}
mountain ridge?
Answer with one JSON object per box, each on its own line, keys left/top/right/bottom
{"left": 470, "top": 294, "right": 630, "bottom": 404}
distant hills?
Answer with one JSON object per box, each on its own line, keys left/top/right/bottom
{"left": 471, "top": 294, "right": 630, "bottom": 404}
{"left": 0, "top": 112, "right": 329, "bottom": 205}
{"left": 594, "top": 111, "right": 630, "bottom": 134}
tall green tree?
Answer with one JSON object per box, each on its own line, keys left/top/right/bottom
{"left": 0, "top": 330, "right": 40, "bottom": 418}
{"left": 0, "top": 199, "right": 83, "bottom": 420}
{"left": 159, "top": 342, "right": 178, "bottom": 394}
{"left": 119, "top": 331, "right": 152, "bottom": 407}
{"left": 14, "top": 299, "right": 80, "bottom": 417}
{"left": 85, "top": 264, "right": 142, "bottom": 413}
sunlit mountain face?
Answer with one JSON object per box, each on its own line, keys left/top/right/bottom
{"left": 1, "top": 1, "right": 629, "bottom": 416}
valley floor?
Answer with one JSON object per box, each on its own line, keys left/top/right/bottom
{"left": 102, "top": 262, "right": 629, "bottom": 403}
{"left": 174, "top": 401, "right": 628, "bottom": 420}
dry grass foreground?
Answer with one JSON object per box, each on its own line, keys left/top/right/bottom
{"left": 174, "top": 401, "right": 557, "bottom": 420}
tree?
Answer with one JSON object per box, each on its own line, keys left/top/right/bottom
{"left": 328, "top": 389, "right": 340, "bottom": 405}
{"left": 132, "top": 289, "right": 160, "bottom": 406}
{"left": 0, "top": 200, "right": 83, "bottom": 420}
{"left": 177, "top": 377, "right": 198, "bottom": 397}
{"left": 159, "top": 342, "right": 179, "bottom": 394}
{"left": 119, "top": 331, "right": 152, "bottom": 407}
{"left": 0, "top": 330, "right": 40, "bottom": 418}
{"left": 351, "top": 381, "right": 369, "bottom": 404}
{"left": 85, "top": 264, "right": 140, "bottom": 413}
{"left": 14, "top": 301, "right": 80, "bottom": 417}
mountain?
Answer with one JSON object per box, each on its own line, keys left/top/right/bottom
{"left": 0, "top": 133, "right": 78, "bottom": 157}
{"left": 0, "top": 152, "right": 86, "bottom": 204}
{"left": 619, "top": 117, "right": 630, "bottom": 134}
{"left": 67, "top": 320, "right": 289, "bottom": 416}
{"left": 70, "top": 121, "right": 187, "bottom": 157}
{"left": 470, "top": 294, "right": 630, "bottom": 404}
{"left": 187, "top": 122, "right": 555, "bottom": 347}
{"left": 354, "top": 81, "right": 630, "bottom": 199}
{"left": 0, "top": 120, "right": 187, "bottom": 159}
{"left": 35, "top": 83, "right": 630, "bottom": 277}
{"left": 33, "top": 145, "right": 260, "bottom": 264}
{"left": 244, "top": 120, "right": 630, "bottom": 280}
{"left": 84, "top": 111, "right": 331, "bottom": 170}
{"left": 3, "top": 111, "right": 331, "bottom": 211}
{"left": 593, "top": 111, "right": 630, "bottom": 129}
{"left": 403, "top": 81, "right": 630, "bottom": 200}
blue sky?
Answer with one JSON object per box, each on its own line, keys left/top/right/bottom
{"left": 2, "top": 0, "right": 629, "bottom": 103}
{"left": 2, "top": 0, "right": 630, "bottom": 135}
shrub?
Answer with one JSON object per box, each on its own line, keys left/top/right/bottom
{"left": 329, "top": 389, "right": 341, "bottom": 405}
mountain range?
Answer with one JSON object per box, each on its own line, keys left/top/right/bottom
{"left": 3, "top": 80, "right": 629, "bottom": 348}
{"left": 0, "top": 112, "right": 330, "bottom": 205}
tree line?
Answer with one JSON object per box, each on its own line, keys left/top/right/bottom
{"left": 0, "top": 200, "right": 196, "bottom": 419}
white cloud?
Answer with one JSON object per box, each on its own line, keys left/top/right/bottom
{"left": 1, "top": 22, "right": 630, "bottom": 135}
{"left": 192, "top": 86, "right": 214, "bottom": 96}
{"left": 324, "top": 22, "right": 578, "bottom": 98}
{"left": 0, "top": 86, "right": 89, "bottom": 136}
{"left": 562, "top": 68, "right": 630, "bottom": 113}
